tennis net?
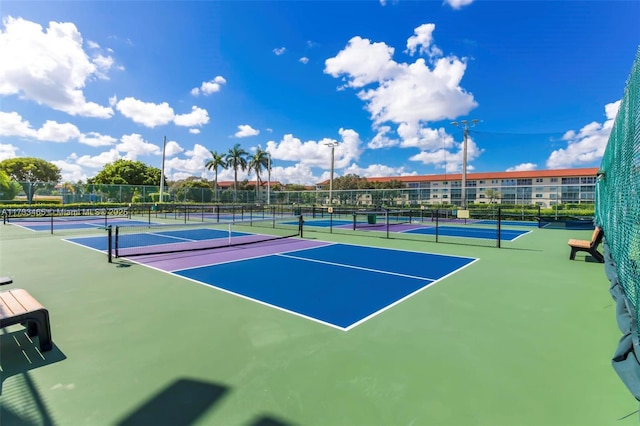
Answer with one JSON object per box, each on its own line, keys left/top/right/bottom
{"left": 111, "top": 216, "right": 302, "bottom": 258}
{"left": 352, "top": 209, "right": 415, "bottom": 230}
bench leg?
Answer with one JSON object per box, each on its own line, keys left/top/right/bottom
{"left": 25, "top": 312, "right": 53, "bottom": 352}
{"left": 590, "top": 249, "right": 605, "bottom": 263}
{"left": 570, "top": 247, "right": 578, "bottom": 260}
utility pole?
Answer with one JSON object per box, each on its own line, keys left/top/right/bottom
{"left": 159, "top": 136, "right": 166, "bottom": 203}
{"left": 267, "top": 151, "right": 271, "bottom": 205}
{"left": 325, "top": 142, "right": 339, "bottom": 205}
{"left": 450, "top": 119, "right": 479, "bottom": 209}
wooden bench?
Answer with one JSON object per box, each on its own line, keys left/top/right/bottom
{"left": 568, "top": 226, "right": 604, "bottom": 263}
{"left": 0, "top": 289, "right": 52, "bottom": 351}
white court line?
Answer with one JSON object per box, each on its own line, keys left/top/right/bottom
{"left": 276, "top": 253, "right": 436, "bottom": 283}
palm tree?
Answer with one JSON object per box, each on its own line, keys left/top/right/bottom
{"left": 205, "top": 150, "right": 228, "bottom": 201}
{"left": 248, "top": 147, "right": 270, "bottom": 199}
{"left": 225, "top": 143, "right": 248, "bottom": 201}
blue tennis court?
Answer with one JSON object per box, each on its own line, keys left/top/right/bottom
{"left": 172, "top": 243, "right": 477, "bottom": 330}
{"left": 9, "top": 217, "right": 150, "bottom": 232}
{"left": 402, "top": 225, "right": 529, "bottom": 241}
{"left": 67, "top": 228, "right": 478, "bottom": 330}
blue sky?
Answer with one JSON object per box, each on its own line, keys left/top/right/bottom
{"left": 0, "top": 1, "right": 638, "bottom": 185}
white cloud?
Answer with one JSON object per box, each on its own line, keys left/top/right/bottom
{"left": 397, "top": 124, "right": 455, "bottom": 151}
{"left": 116, "top": 133, "right": 161, "bottom": 160}
{"left": 191, "top": 76, "right": 226, "bottom": 96}
{"left": 506, "top": 163, "right": 537, "bottom": 172}
{"left": 86, "top": 40, "right": 100, "bottom": 49}
{"left": 0, "top": 16, "right": 114, "bottom": 118}
{"left": 266, "top": 128, "right": 363, "bottom": 169}
{"left": 273, "top": 47, "right": 286, "bottom": 55}
{"left": 325, "top": 36, "right": 400, "bottom": 89}
{"left": 444, "top": 0, "right": 474, "bottom": 10}
{"left": 164, "top": 143, "right": 211, "bottom": 180}
{"left": 409, "top": 136, "right": 483, "bottom": 172}
{"left": 174, "top": 106, "right": 210, "bottom": 127}
{"left": 325, "top": 25, "right": 478, "bottom": 174}
{"left": 405, "top": 24, "right": 442, "bottom": 57}
{"left": 116, "top": 97, "right": 175, "bottom": 127}
{"left": 0, "top": 111, "right": 37, "bottom": 138}
{"left": 52, "top": 160, "right": 88, "bottom": 182}
{"left": 0, "top": 144, "right": 19, "bottom": 161}
{"left": 36, "top": 120, "right": 82, "bottom": 142}
{"left": 546, "top": 100, "right": 620, "bottom": 169}
{"left": 0, "top": 111, "right": 118, "bottom": 148}
{"left": 78, "top": 132, "right": 117, "bottom": 147}
{"left": 164, "top": 140, "right": 184, "bottom": 157}
{"left": 75, "top": 149, "right": 121, "bottom": 169}
{"left": 0, "top": 111, "right": 81, "bottom": 142}
{"left": 116, "top": 97, "right": 209, "bottom": 129}
{"left": 368, "top": 126, "right": 398, "bottom": 149}
{"left": 341, "top": 163, "right": 414, "bottom": 178}
{"left": 189, "top": 129, "right": 201, "bottom": 134}
{"left": 325, "top": 29, "right": 476, "bottom": 127}
{"left": 235, "top": 125, "right": 260, "bottom": 138}
{"left": 269, "top": 163, "right": 320, "bottom": 186}
{"left": 299, "top": 57, "right": 309, "bottom": 64}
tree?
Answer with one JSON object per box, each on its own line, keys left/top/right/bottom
{"left": 225, "top": 144, "right": 248, "bottom": 201}
{"left": 205, "top": 150, "right": 227, "bottom": 201}
{"left": 169, "top": 177, "right": 213, "bottom": 203}
{"left": 485, "top": 189, "right": 501, "bottom": 204}
{"left": 88, "top": 159, "right": 161, "bottom": 185}
{"left": 0, "top": 170, "right": 22, "bottom": 201}
{"left": 332, "top": 174, "right": 369, "bottom": 190}
{"left": 0, "top": 157, "right": 62, "bottom": 203}
{"left": 87, "top": 159, "right": 161, "bottom": 203}
{"left": 248, "top": 147, "right": 270, "bottom": 199}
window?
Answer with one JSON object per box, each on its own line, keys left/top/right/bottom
{"left": 491, "top": 180, "right": 499, "bottom": 184}
{"left": 535, "top": 194, "right": 543, "bottom": 198}
{"left": 550, "top": 178, "right": 558, "bottom": 183}
{"left": 442, "top": 195, "right": 448, "bottom": 199}
{"left": 479, "top": 180, "right": 485, "bottom": 184}
{"left": 536, "top": 178, "right": 544, "bottom": 183}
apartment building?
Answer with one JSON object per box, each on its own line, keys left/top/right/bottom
{"left": 325, "top": 168, "right": 599, "bottom": 208}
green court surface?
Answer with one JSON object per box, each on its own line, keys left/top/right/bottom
{"left": 0, "top": 221, "right": 635, "bottom": 425}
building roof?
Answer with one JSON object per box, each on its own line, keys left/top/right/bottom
{"left": 317, "top": 167, "right": 599, "bottom": 185}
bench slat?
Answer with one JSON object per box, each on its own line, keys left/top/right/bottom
{"left": 11, "top": 289, "right": 45, "bottom": 312}
{"left": 0, "top": 291, "right": 28, "bottom": 317}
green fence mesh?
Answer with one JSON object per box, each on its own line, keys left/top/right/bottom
{"left": 595, "top": 46, "right": 640, "bottom": 319}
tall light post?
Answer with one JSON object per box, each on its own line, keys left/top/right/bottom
{"left": 159, "top": 135, "right": 167, "bottom": 203}
{"left": 266, "top": 151, "right": 271, "bottom": 205}
{"left": 450, "top": 119, "right": 479, "bottom": 209}
{"left": 325, "top": 141, "right": 339, "bottom": 205}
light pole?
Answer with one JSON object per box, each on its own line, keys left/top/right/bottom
{"left": 267, "top": 151, "right": 271, "bottom": 205}
{"left": 450, "top": 119, "right": 479, "bottom": 209}
{"left": 325, "top": 141, "right": 339, "bottom": 205}
{"left": 159, "top": 135, "right": 167, "bottom": 203}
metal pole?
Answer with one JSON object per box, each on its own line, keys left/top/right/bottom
{"left": 330, "top": 144, "right": 335, "bottom": 205}
{"left": 159, "top": 136, "right": 166, "bottom": 203}
{"left": 267, "top": 153, "right": 271, "bottom": 205}
{"left": 462, "top": 127, "right": 468, "bottom": 209}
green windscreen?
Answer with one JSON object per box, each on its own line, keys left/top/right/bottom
{"left": 595, "top": 46, "right": 640, "bottom": 319}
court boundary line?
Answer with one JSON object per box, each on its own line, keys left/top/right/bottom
{"left": 276, "top": 253, "right": 437, "bottom": 282}
{"left": 344, "top": 257, "right": 480, "bottom": 331}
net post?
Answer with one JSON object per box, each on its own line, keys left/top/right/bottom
{"left": 435, "top": 209, "right": 439, "bottom": 243}
{"left": 148, "top": 205, "right": 151, "bottom": 224}
{"left": 104, "top": 208, "right": 108, "bottom": 228}
{"left": 50, "top": 213, "right": 54, "bottom": 235}
{"left": 352, "top": 213, "right": 356, "bottom": 231}
{"left": 386, "top": 209, "right": 390, "bottom": 239}
{"left": 115, "top": 226, "right": 120, "bottom": 258}
{"left": 497, "top": 207, "right": 502, "bottom": 248}
{"left": 298, "top": 215, "right": 304, "bottom": 238}
{"left": 107, "top": 225, "right": 112, "bottom": 263}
